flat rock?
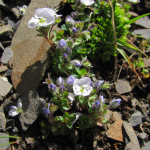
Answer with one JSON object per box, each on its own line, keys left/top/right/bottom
{"left": 0, "top": 65, "right": 8, "bottom": 72}
{"left": 135, "top": 16, "right": 150, "bottom": 29}
{"left": 0, "top": 112, "right": 6, "bottom": 131}
{"left": 1, "top": 47, "right": 13, "bottom": 65}
{"left": 129, "top": 111, "right": 142, "bottom": 127}
{"left": 116, "top": 79, "right": 132, "bottom": 94}
{"left": 0, "top": 132, "right": 10, "bottom": 150}
{"left": 0, "top": 76, "right": 12, "bottom": 97}
{"left": 11, "top": 0, "right": 61, "bottom": 95}
{"left": 0, "top": 24, "right": 12, "bottom": 38}
{"left": 131, "top": 29, "right": 150, "bottom": 40}
{"left": 123, "top": 122, "right": 141, "bottom": 150}
{"left": 142, "top": 139, "right": 150, "bottom": 150}
{"left": 18, "top": 91, "right": 43, "bottom": 131}
{"left": 4, "top": 69, "right": 12, "bottom": 76}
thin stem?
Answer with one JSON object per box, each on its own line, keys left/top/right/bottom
{"left": 108, "top": 0, "right": 118, "bottom": 81}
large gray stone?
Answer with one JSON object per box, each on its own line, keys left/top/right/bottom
{"left": 115, "top": 79, "right": 132, "bottom": 94}
{"left": 11, "top": 0, "right": 61, "bottom": 95}
{"left": 135, "top": 16, "right": 150, "bottom": 29}
{"left": 123, "top": 122, "right": 141, "bottom": 150}
{"left": 131, "top": 29, "right": 150, "bottom": 40}
{"left": 18, "top": 91, "right": 43, "bottom": 131}
{"left": 129, "top": 111, "right": 142, "bottom": 127}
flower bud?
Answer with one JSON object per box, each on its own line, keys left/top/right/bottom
{"left": 43, "top": 103, "right": 50, "bottom": 118}
{"left": 56, "top": 77, "right": 64, "bottom": 86}
{"left": 49, "top": 84, "right": 56, "bottom": 92}
{"left": 58, "top": 39, "right": 66, "bottom": 48}
{"left": 71, "top": 60, "right": 82, "bottom": 67}
{"left": 109, "top": 99, "right": 121, "bottom": 108}
{"left": 72, "top": 27, "right": 78, "bottom": 33}
{"left": 98, "top": 95, "right": 105, "bottom": 104}
{"left": 66, "top": 16, "right": 75, "bottom": 28}
{"left": 59, "top": 86, "right": 65, "bottom": 93}
{"left": 67, "top": 75, "right": 76, "bottom": 85}
{"left": 66, "top": 47, "right": 72, "bottom": 55}
{"left": 94, "top": 80, "right": 104, "bottom": 88}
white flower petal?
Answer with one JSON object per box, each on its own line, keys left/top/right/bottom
{"left": 28, "top": 17, "right": 39, "bottom": 28}
{"left": 82, "top": 85, "right": 93, "bottom": 96}
{"left": 80, "top": 77, "right": 91, "bottom": 86}
{"left": 46, "top": 15, "right": 55, "bottom": 25}
{"left": 35, "top": 8, "right": 56, "bottom": 18}
{"left": 9, "top": 106, "right": 19, "bottom": 117}
{"left": 73, "top": 79, "right": 81, "bottom": 87}
{"left": 73, "top": 85, "right": 82, "bottom": 95}
{"left": 80, "top": 0, "right": 95, "bottom": 6}
{"left": 17, "top": 98, "right": 22, "bottom": 109}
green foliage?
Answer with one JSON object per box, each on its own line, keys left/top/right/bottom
{"left": 88, "top": 2, "right": 131, "bottom": 61}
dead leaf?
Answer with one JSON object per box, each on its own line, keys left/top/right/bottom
{"left": 107, "top": 120, "right": 124, "bottom": 142}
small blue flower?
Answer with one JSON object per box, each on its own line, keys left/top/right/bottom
{"left": 67, "top": 75, "right": 76, "bottom": 85}
{"left": 72, "top": 27, "right": 78, "bottom": 33}
{"left": 109, "top": 99, "right": 121, "bottom": 108}
{"left": 49, "top": 83, "right": 56, "bottom": 92}
{"left": 90, "top": 81, "right": 93, "bottom": 87}
{"left": 58, "top": 39, "right": 66, "bottom": 48}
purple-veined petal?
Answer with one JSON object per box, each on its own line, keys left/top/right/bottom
{"left": 9, "top": 106, "right": 19, "bottom": 117}
{"left": 46, "top": 15, "right": 55, "bottom": 25}
{"left": 35, "top": 8, "right": 55, "bottom": 18}
{"left": 67, "top": 75, "right": 76, "bottom": 85}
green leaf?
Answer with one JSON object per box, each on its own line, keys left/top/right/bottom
{"left": 57, "top": 30, "right": 64, "bottom": 39}
{"left": 59, "top": 56, "right": 63, "bottom": 64}
{"left": 89, "top": 94, "right": 97, "bottom": 101}
{"left": 61, "top": 24, "right": 68, "bottom": 31}
{"left": 90, "top": 89, "right": 97, "bottom": 95}
{"left": 49, "top": 103, "right": 58, "bottom": 114}
{"left": 117, "top": 13, "right": 150, "bottom": 30}
{"left": 64, "top": 112, "right": 70, "bottom": 118}
{"left": 59, "top": 116, "right": 65, "bottom": 122}
{"left": 67, "top": 123, "right": 73, "bottom": 129}
{"left": 80, "top": 68, "right": 87, "bottom": 76}
{"left": 75, "top": 67, "right": 81, "bottom": 75}
{"left": 51, "top": 126, "right": 57, "bottom": 132}
{"left": 74, "top": 38, "right": 83, "bottom": 46}
{"left": 63, "top": 91, "right": 69, "bottom": 98}
{"left": 88, "top": 108, "right": 93, "bottom": 113}
{"left": 54, "top": 18, "right": 61, "bottom": 24}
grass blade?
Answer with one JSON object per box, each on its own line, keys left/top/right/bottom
{"left": 117, "top": 39, "right": 147, "bottom": 57}
{"left": 117, "top": 13, "right": 150, "bottom": 29}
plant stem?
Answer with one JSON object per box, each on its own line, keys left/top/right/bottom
{"left": 109, "top": 0, "right": 118, "bottom": 81}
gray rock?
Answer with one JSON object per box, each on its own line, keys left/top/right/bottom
{"left": 11, "top": 7, "right": 20, "bottom": 19}
{"left": 128, "top": 11, "right": 139, "bottom": 18}
{"left": 138, "top": 133, "right": 147, "bottom": 140}
{"left": 116, "top": 79, "right": 132, "bottom": 94}
{"left": 8, "top": 19, "right": 16, "bottom": 29}
{"left": 0, "top": 112, "right": 6, "bottom": 131}
{"left": 1, "top": 47, "right": 13, "bottom": 65}
{"left": 131, "top": 29, "right": 150, "bottom": 40}
{"left": 13, "top": 20, "right": 21, "bottom": 33}
{"left": 143, "top": 58, "right": 150, "bottom": 68}
{"left": 135, "top": 16, "right": 150, "bottom": 29}
{"left": 0, "top": 132, "right": 10, "bottom": 149}
{"left": 129, "top": 111, "right": 142, "bottom": 127}
{"left": 4, "top": 69, "right": 12, "bottom": 76}
{"left": 123, "top": 122, "right": 141, "bottom": 150}
{"left": 0, "top": 76, "right": 12, "bottom": 97}
{"left": 11, "top": 0, "right": 61, "bottom": 95}
{"left": 142, "top": 139, "right": 150, "bottom": 150}
{"left": 18, "top": 91, "right": 43, "bottom": 131}
{"left": 0, "top": 24, "right": 12, "bottom": 38}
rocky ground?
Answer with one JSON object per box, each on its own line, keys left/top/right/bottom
{"left": 0, "top": 0, "right": 150, "bottom": 150}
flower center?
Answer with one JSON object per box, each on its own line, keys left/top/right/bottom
{"left": 80, "top": 86, "right": 84, "bottom": 93}
{"left": 39, "top": 18, "right": 46, "bottom": 23}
